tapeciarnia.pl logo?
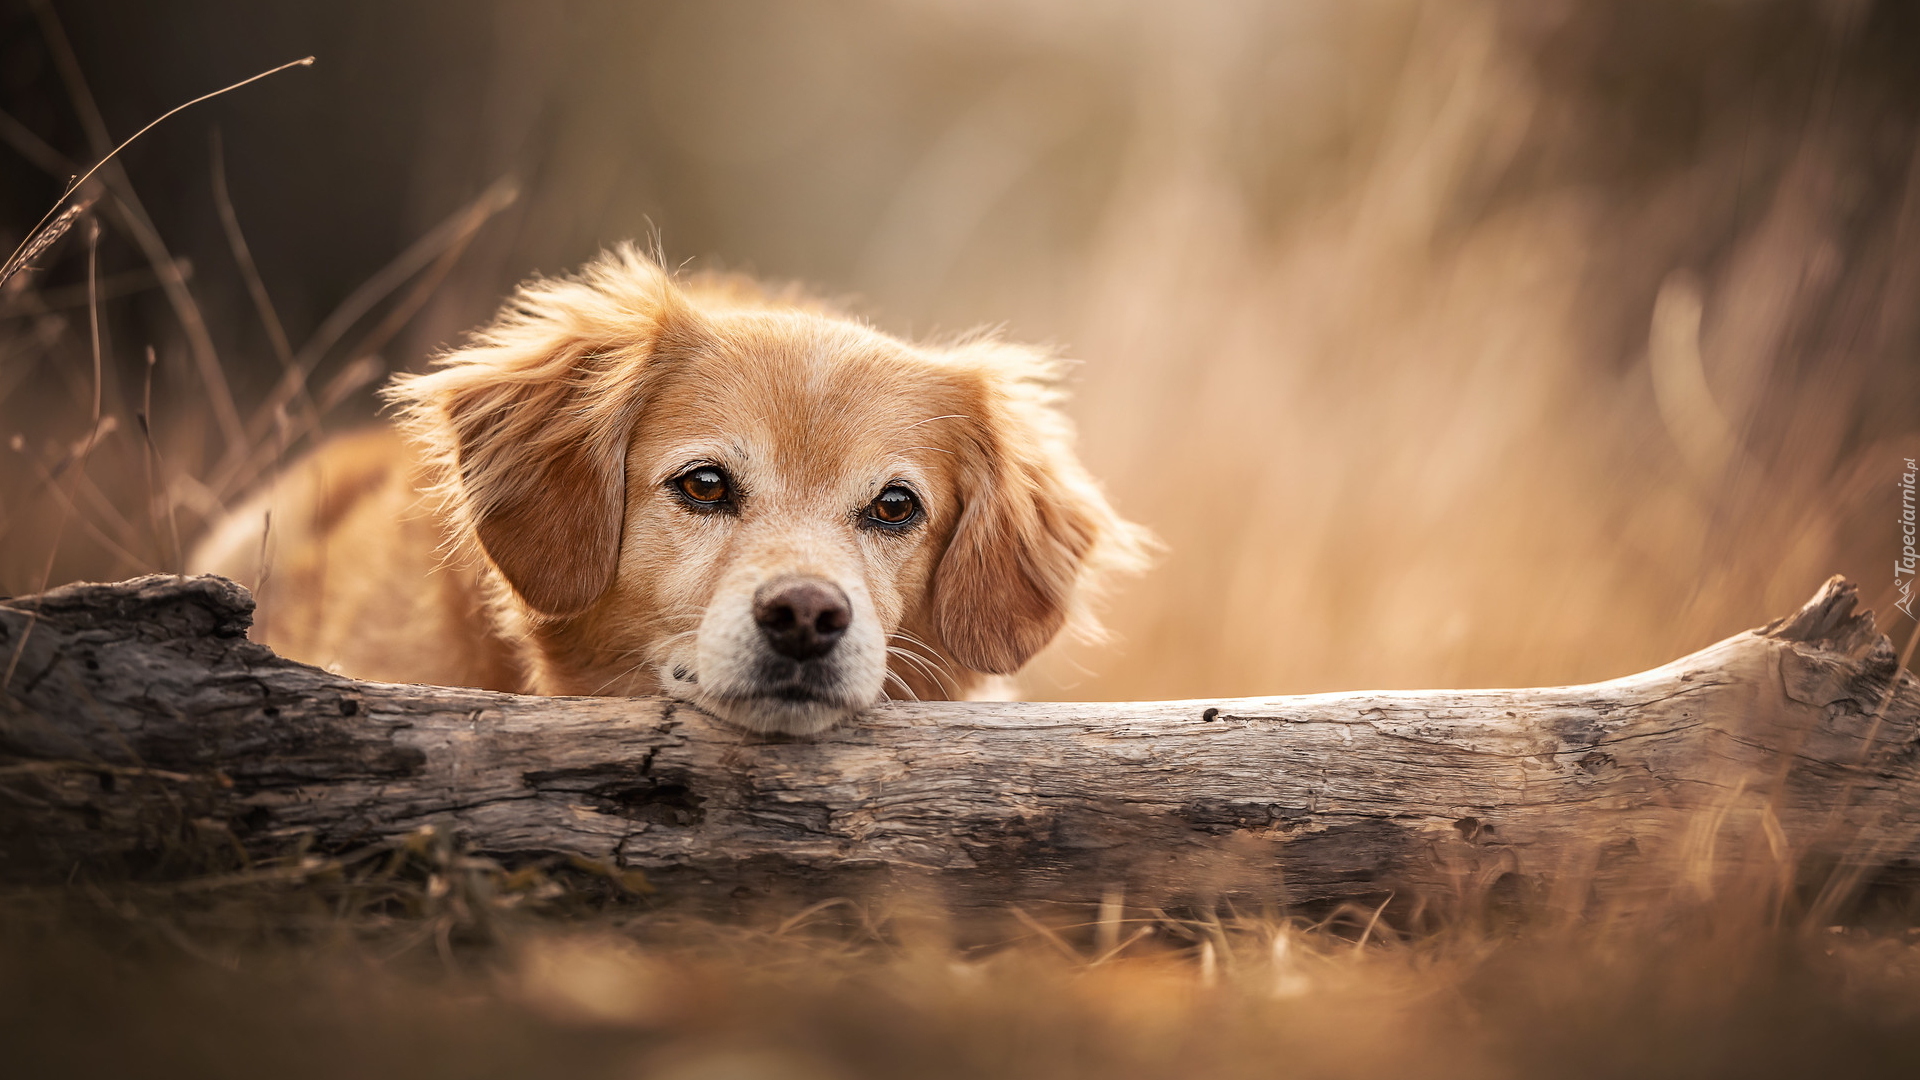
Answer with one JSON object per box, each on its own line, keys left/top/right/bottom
{"left": 1899, "top": 457, "right": 1917, "bottom": 620}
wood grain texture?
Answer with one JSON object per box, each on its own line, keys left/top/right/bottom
{"left": 2, "top": 574, "right": 1916, "bottom": 912}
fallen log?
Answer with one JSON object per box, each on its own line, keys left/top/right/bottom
{"left": 1, "top": 574, "right": 1916, "bottom": 914}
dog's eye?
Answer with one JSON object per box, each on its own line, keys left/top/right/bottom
{"left": 674, "top": 466, "right": 732, "bottom": 506}
{"left": 865, "top": 485, "right": 920, "bottom": 527}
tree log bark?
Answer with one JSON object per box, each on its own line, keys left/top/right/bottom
{"left": 2, "top": 574, "right": 1917, "bottom": 914}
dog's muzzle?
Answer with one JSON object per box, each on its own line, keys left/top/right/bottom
{"left": 682, "top": 571, "right": 883, "bottom": 735}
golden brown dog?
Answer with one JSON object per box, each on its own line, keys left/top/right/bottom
{"left": 191, "top": 245, "right": 1148, "bottom": 733}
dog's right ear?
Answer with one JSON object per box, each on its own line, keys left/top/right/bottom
{"left": 384, "top": 245, "right": 703, "bottom": 617}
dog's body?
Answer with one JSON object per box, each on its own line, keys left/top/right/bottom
{"left": 192, "top": 247, "right": 1146, "bottom": 733}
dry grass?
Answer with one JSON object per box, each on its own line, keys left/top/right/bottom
{"left": 3, "top": 0, "right": 1920, "bottom": 1075}
{"left": 6, "top": 825, "right": 1920, "bottom": 1080}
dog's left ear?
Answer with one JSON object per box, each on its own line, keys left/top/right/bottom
{"left": 385, "top": 245, "right": 704, "bottom": 617}
{"left": 930, "top": 347, "right": 1146, "bottom": 676}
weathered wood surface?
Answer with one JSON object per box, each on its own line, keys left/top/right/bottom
{"left": 1, "top": 574, "right": 1916, "bottom": 912}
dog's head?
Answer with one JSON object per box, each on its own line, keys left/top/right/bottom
{"left": 387, "top": 245, "right": 1147, "bottom": 734}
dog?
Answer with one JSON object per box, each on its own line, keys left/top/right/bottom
{"left": 191, "top": 245, "right": 1149, "bottom": 734}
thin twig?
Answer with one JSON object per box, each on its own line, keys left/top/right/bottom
{"left": 209, "top": 126, "right": 322, "bottom": 497}
{"left": 292, "top": 176, "right": 519, "bottom": 377}
{"left": 17, "top": 5, "right": 312, "bottom": 458}
{"left": 3, "top": 218, "right": 106, "bottom": 690}
{"left": 0, "top": 104, "right": 72, "bottom": 178}
{"left": 1, "top": 263, "right": 186, "bottom": 317}
{"left": 22, "top": 433, "right": 146, "bottom": 572}
{"left": 68, "top": 464, "right": 145, "bottom": 560}
{"left": 1089, "top": 926, "right": 1155, "bottom": 966}
{"left": 774, "top": 897, "right": 857, "bottom": 936}
{"left": 137, "top": 346, "right": 182, "bottom": 572}
{"left": 0, "top": 51, "right": 314, "bottom": 291}
{"left": 340, "top": 181, "right": 512, "bottom": 363}
{"left": 87, "top": 221, "right": 101, "bottom": 424}
{"left": 209, "top": 177, "right": 519, "bottom": 501}
{"left": 1010, "top": 906, "right": 1084, "bottom": 963}
{"left": 209, "top": 130, "right": 305, "bottom": 401}
{"left": 1354, "top": 893, "right": 1395, "bottom": 952}
{"left": 0, "top": 43, "right": 307, "bottom": 290}
{"left": 37, "top": 224, "right": 113, "bottom": 567}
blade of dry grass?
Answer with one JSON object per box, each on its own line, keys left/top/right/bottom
{"left": 208, "top": 176, "right": 519, "bottom": 501}
{"left": 17, "top": 421, "right": 142, "bottom": 572}
{"left": 0, "top": 198, "right": 95, "bottom": 290}
{"left": 209, "top": 130, "right": 307, "bottom": 410}
{"left": 291, "top": 176, "right": 520, "bottom": 377}
{"left": 15, "top": 229, "right": 148, "bottom": 569}
{"left": 3, "top": 264, "right": 189, "bottom": 316}
{"left": 0, "top": 104, "right": 71, "bottom": 179}
{"left": 64, "top": 446, "right": 145, "bottom": 557}
{"left": 30, "top": 222, "right": 107, "bottom": 578}
{"left": 3, "top": 219, "right": 106, "bottom": 689}
{"left": 341, "top": 180, "right": 515, "bottom": 365}
{"left": 12, "top": 2, "right": 312, "bottom": 461}
{"left": 1010, "top": 906, "right": 1086, "bottom": 963}
{"left": 0, "top": 36, "right": 313, "bottom": 292}
{"left": 207, "top": 126, "right": 324, "bottom": 507}
{"left": 137, "top": 345, "right": 182, "bottom": 572}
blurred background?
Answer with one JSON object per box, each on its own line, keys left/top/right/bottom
{"left": 3, "top": 0, "right": 1917, "bottom": 701}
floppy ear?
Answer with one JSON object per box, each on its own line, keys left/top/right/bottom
{"left": 384, "top": 245, "right": 699, "bottom": 617}
{"left": 929, "top": 345, "right": 1146, "bottom": 676}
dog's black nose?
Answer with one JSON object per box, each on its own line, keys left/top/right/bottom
{"left": 752, "top": 577, "right": 852, "bottom": 661}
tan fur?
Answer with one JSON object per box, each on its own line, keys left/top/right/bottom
{"left": 191, "top": 245, "right": 1149, "bottom": 733}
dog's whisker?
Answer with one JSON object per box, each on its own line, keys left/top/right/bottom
{"left": 883, "top": 641, "right": 936, "bottom": 676}
{"left": 882, "top": 669, "right": 922, "bottom": 703}
{"left": 894, "top": 663, "right": 957, "bottom": 697}
{"left": 585, "top": 639, "right": 666, "bottom": 671}
{"left": 885, "top": 643, "right": 944, "bottom": 673}
{"left": 887, "top": 664, "right": 949, "bottom": 698}
{"left": 904, "top": 656, "right": 962, "bottom": 697}
{"left": 886, "top": 643, "right": 959, "bottom": 696}
{"left": 888, "top": 629, "right": 940, "bottom": 652}
{"left": 583, "top": 627, "right": 701, "bottom": 693}
{"left": 645, "top": 626, "right": 701, "bottom": 652}
{"left": 586, "top": 662, "right": 647, "bottom": 697}
{"left": 888, "top": 629, "right": 961, "bottom": 676}
{"left": 628, "top": 629, "right": 702, "bottom": 681}
{"left": 887, "top": 644, "right": 951, "bottom": 676}
{"left": 900, "top": 413, "right": 970, "bottom": 432}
